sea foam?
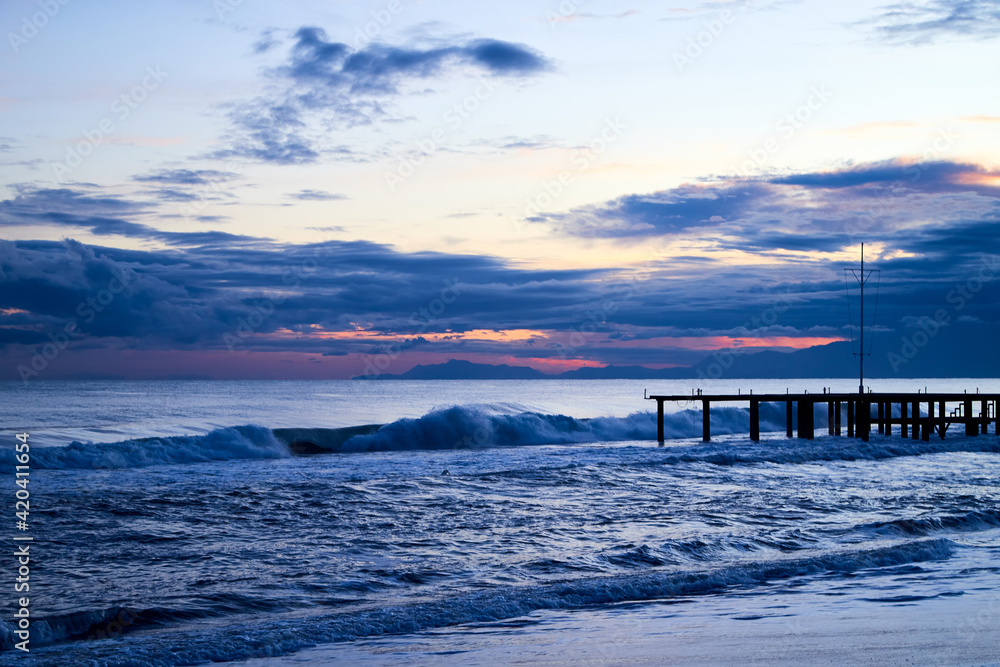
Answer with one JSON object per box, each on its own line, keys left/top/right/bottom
{"left": 6, "top": 404, "right": 998, "bottom": 470}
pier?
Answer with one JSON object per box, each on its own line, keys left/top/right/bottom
{"left": 646, "top": 390, "right": 1000, "bottom": 443}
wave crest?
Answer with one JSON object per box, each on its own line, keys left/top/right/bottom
{"left": 8, "top": 404, "right": 998, "bottom": 470}
{"left": 20, "top": 425, "right": 288, "bottom": 470}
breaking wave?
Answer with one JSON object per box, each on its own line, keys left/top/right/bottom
{"left": 7, "top": 404, "right": 998, "bottom": 470}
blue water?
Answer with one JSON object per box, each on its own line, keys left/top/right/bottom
{"left": 0, "top": 379, "right": 998, "bottom": 665}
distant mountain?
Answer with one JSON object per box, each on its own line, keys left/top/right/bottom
{"left": 364, "top": 360, "right": 690, "bottom": 380}
{"left": 359, "top": 327, "right": 1000, "bottom": 380}
{"left": 693, "top": 329, "right": 1000, "bottom": 379}
{"left": 371, "top": 359, "right": 548, "bottom": 380}
{"left": 363, "top": 360, "right": 709, "bottom": 380}
{"left": 558, "top": 365, "right": 693, "bottom": 379}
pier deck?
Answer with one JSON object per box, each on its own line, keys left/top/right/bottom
{"left": 646, "top": 391, "right": 1000, "bottom": 443}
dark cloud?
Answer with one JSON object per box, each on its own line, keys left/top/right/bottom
{"left": 216, "top": 101, "right": 321, "bottom": 165}
{"left": 143, "top": 188, "right": 200, "bottom": 203}
{"left": 2, "top": 229, "right": 998, "bottom": 377}
{"left": 536, "top": 160, "right": 1000, "bottom": 260}
{"left": 286, "top": 28, "right": 549, "bottom": 93}
{"left": 0, "top": 238, "right": 609, "bottom": 359}
{"left": 4, "top": 160, "right": 999, "bottom": 376}
{"left": 541, "top": 183, "right": 768, "bottom": 237}
{"left": 0, "top": 328, "right": 47, "bottom": 346}
{"left": 0, "top": 240, "right": 216, "bottom": 345}
{"left": 0, "top": 186, "right": 256, "bottom": 246}
{"left": 768, "top": 160, "right": 994, "bottom": 192}
{"left": 215, "top": 28, "right": 551, "bottom": 164}
{"left": 2, "top": 186, "right": 146, "bottom": 216}
{"left": 288, "top": 189, "right": 347, "bottom": 201}
{"left": 133, "top": 169, "right": 241, "bottom": 186}
{"left": 865, "top": 0, "right": 1000, "bottom": 44}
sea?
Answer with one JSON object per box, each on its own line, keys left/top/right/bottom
{"left": 1, "top": 378, "right": 999, "bottom": 666}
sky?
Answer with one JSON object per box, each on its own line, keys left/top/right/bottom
{"left": 1, "top": 0, "right": 999, "bottom": 380}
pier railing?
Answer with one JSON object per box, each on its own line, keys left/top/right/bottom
{"left": 645, "top": 391, "right": 1000, "bottom": 443}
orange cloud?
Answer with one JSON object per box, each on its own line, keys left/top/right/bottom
{"left": 952, "top": 171, "right": 1000, "bottom": 188}
{"left": 613, "top": 335, "right": 845, "bottom": 350}
{"left": 287, "top": 327, "right": 547, "bottom": 343}
{"left": 960, "top": 115, "right": 1000, "bottom": 124}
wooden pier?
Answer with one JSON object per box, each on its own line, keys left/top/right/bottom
{"left": 646, "top": 391, "right": 1000, "bottom": 443}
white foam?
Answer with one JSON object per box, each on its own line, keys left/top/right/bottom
{"left": 9, "top": 539, "right": 956, "bottom": 665}
{"left": 12, "top": 425, "right": 289, "bottom": 470}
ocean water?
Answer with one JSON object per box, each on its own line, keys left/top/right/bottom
{"left": 1, "top": 379, "right": 999, "bottom": 666}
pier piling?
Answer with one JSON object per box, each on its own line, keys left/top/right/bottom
{"left": 645, "top": 391, "right": 1000, "bottom": 444}
{"left": 656, "top": 398, "right": 665, "bottom": 443}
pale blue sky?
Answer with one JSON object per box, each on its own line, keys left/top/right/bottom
{"left": 3, "top": 0, "right": 996, "bottom": 259}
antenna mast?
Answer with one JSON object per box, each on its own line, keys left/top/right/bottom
{"left": 845, "top": 244, "right": 881, "bottom": 395}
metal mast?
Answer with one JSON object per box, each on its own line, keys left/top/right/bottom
{"left": 845, "top": 244, "right": 880, "bottom": 395}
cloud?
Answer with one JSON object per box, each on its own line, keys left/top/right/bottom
{"left": 286, "top": 28, "right": 550, "bottom": 93}
{"left": 0, "top": 186, "right": 256, "bottom": 246}
{"left": 216, "top": 101, "right": 322, "bottom": 165}
{"left": 0, "top": 237, "right": 609, "bottom": 358}
{"left": 2, "top": 226, "right": 998, "bottom": 378}
{"left": 0, "top": 240, "right": 221, "bottom": 345}
{"left": 214, "top": 28, "right": 551, "bottom": 164}
{"left": 1, "top": 186, "right": 147, "bottom": 218}
{"left": 539, "top": 183, "right": 769, "bottom": 237}
{"left": 132, "top": 169, "right": 243, "bottom": 205}
{"left": 4, "top": 160, "right": 998, "bottom": 376}
{"left": 535, "top": 160, "right": 1000, "bottom": 258}
{"left": 288, "top": 189, "right": 348, "bottom": 201}
{"left": 768, "top": 160, "right": 990, "bottom": 190}
{"left": 133, "top": 169, "right": 241, "bottom": 186}
{"left": 253, "top": 28, "right": 281, "bottom": 54}
{"left": 865, "top": 0, "right": 1000, "bottom": 44}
